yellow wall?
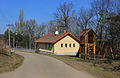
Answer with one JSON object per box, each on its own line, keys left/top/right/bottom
{"left": 38, "top": 43, "right": 53, "bottom": 53}
{"left": 54, "top": 35, "right": 80, "bottom": 55}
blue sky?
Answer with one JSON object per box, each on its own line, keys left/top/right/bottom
{"left": 0, "top": 0, "right": 91, "bottom": 34}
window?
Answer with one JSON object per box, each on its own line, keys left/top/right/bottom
{"left": 69, "top": 44, "right": 71, "bottom": 47}
{"left": 61, "top": 44, "right": 63, "bottom": 47}
{"left": 65, "top": 44, "right": 67, "bottom": 47}
{"left": 73, "top": 44, "right": 75, "bottom": 47}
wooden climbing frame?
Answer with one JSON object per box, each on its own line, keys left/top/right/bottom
{"left": 78, "top": 28, "right": 96, "bottom": 60}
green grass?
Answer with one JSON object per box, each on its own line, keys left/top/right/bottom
{"left": 38, "top": 53, "right": 120, "bottom": 78}
{"left": 0, "top": 53, "right": 24, "bottom": 73}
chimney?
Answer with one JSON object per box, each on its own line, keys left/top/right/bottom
{"left": 64, "top": 30, "right": 66, "bottom": 33}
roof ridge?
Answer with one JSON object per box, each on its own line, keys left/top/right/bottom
{"left": 78, "top": 28, "right": 91, "bottom": 37}
{"left": 78, "top": 28, "right": 96, "bottom": 37}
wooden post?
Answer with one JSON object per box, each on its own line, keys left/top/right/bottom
{"left": 93, "top": 35, "right": 96, "bottom": 60}
{"left": 85, "top": 43, "right": 87, "bottom": 59}
{"left": 104, "top": 45, "right": 108, "bottom": 58}
{"left": 85, "top": 34, "right": 88, "bottom": 60}
{"left": 110, "top": 47, "right": 114, "bottom": 59}
{"left": 79, "top": 45, "right": 82, "bottom": 57}
{"left": 88, "top": 44, "right": 90, "bottom": 59}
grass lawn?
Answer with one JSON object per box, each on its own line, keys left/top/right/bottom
{"left": 38, "top": 53, "right": 120, "bottom": 78}
{"left": 0, "top": 53, "right": 24, "bottom": 73}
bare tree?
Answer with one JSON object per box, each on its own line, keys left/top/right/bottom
{"left": 90, "top": 0, "right": 118, "bottom": 39}
{"left": 19, "top": 9, "right": 24, "bottom": 33}
{"left": 15, "top": 9, "right": 24, "bottom": 34}
{"left": 76, "top": 8, "right": 94, "bottom": 31}
{"left": 54, "top": 2, "right": 74, "bottom": 32}
{"left": 24, "top": 19, "right": 37, "bottom": 49}
{"left": 47, "top": 20, "right": 56, "bottom": 34}
{"left": 90, "top": 0, "right": 120, "bottom": 55}
{"left": 34, "top": 22, "right": 46, "bottom": 38}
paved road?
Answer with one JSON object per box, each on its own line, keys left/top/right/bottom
{"left": 0, "top": 51, "right": 94, "bottom": 78}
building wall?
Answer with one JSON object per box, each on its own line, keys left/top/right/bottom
{"left": 38, "top": 43, "right": 53, "bottom": 53}
{"left": 54, "top": 35, "right": 80, "bottom": 55}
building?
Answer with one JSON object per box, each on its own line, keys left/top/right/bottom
{"left": 34, "top": 31, "right": 80, "bottom": 55}
{"left": 77, "top": 28, "right": 96, "bottom": 58}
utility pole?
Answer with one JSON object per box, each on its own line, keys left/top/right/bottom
{"left": 13, "top": 25, "right": 15, "bottom": 48}
{"left": 13, "top": 33, "right": 15, "bottom": 48}
{"left": 7, "top": 24, "right": 14, "bottom": 54}
{"left": 15, "top": 32, "right": 18, "bottom": 48}
{"left": 29, "top": 32, "right": 31, "bottom": 49}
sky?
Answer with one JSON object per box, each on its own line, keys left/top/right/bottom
{"left": 0, "top": 0, "right": 91, "bottom": 34}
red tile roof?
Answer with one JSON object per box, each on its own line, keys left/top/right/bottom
{"left": 78, "top": 28, "right": 96, "bottom": 37}
{"left": 78, "top": 28, "right": 91, "bottom": 37}
{"left": 35, "top": 32, "right": 80, "bottom": 43}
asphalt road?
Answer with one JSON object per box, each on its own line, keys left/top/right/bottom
{"left": 0, "top": 51, "right": 94, "bottom": 78}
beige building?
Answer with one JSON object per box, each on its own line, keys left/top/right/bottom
{"left": 34, "top": 31, "right": 80, "bottom": 55}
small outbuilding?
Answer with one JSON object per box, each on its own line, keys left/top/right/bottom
{"left": 34, "top": 31, "right": 80, "bottom": 55}
{"left": 78, "top": 28, "right": 96, "bottom": 59}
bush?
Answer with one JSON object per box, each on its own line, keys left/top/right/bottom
{"left": 35, "top": 49, "right": 40, "bottom": 53}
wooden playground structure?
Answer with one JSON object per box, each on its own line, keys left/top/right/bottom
{"left": 77, "top": 28, "right": 120, "bottom": 60}
{"left": 77, "top": 28, "right": 96, "bottom": 59}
